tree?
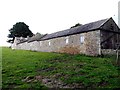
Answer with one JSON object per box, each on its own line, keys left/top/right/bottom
{"left": 70, "top": 23, "right": 82, "bottom": 28}
{"left": 7, "top": 22, "right": 33, "bottom": 43}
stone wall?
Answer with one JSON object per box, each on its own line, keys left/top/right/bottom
{"left": 12, "top": 30, "right": 101, "bottom": 56}
{"left": 101, "top": 49, "right": 118, "bottom": 55}
{"left": 32, "top": 34, "right": 86, "bottom": 54}
{"left": 85, "top": 30, "right": 101, "bottom": 56}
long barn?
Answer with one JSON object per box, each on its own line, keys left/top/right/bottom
{"left": 12, "top": 17, "right": 120, "bottom": 56}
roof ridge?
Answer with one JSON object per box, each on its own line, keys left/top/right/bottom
{"left": 99, "top": 17, "right": 111, "bottom": 28}
{"left": 40, "top": 18, "right": 111, "bottom": 41}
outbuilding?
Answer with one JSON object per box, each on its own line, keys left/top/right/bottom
{"left": 12, "top": 17, "right": 120, "bottom": 56}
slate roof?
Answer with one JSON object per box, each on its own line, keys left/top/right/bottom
{"left": 40, "top": 18, "right": 109, "bottom": 41}
{"left": 17, "top": 17, "right": 120, "bottom": 44}
{"left": 17, "top": 39, "right": 28, "bottom": 44}
{"left": 28, "top": 33, "right": 47, "bottom": 42}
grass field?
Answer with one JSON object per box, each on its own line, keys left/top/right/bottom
{"left": 2, "top": 47, "right": 120, "bottom": 89}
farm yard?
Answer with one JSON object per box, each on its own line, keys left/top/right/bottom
{"left": 2, "top": 47, "right": 120, "bottom": 89}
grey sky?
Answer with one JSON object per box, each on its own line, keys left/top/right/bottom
{"left": 0, "top": 0, "right": 119, "bottom": 46}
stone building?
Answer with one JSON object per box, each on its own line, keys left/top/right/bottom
{"left": 12, "top": 17, "right": 120, "bottom": 56}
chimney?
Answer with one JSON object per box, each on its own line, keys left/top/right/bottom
{"left": 118, "top": 1, "right": 120, "bottom": 27}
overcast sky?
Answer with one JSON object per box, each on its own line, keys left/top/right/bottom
{"left": 0, "top": 0, "right": 119, "bottom": 46}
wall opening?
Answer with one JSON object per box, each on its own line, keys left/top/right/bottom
{"left": 80, "top": 35, "right": 84, "bottom": 44}
{"left": 65, "top": 37, "right": 69, "bottom": 44}
{"left": 49, "top": 41, "right": 51, "bottom": 46}
{"left": 40, "top": 41, "right": 42, "bottom": 46}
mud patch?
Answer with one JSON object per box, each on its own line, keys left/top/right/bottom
{"left": 22, "top": 75, "right": 84, "bottom": 88}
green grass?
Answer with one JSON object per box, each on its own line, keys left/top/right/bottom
{"left": 2, "top": 47, "right": 120, "bottom": 89}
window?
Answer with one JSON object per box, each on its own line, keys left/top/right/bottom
{"left": 80, "top": 35, "right": 84, "bottom": 44}
{"left": 65, "top": 37, "right": 69, "bottom": 44}
{"left": 40, "top": 41, "right": 42, "bottom": 46}
{"left": 49, "top": 41, "right": 51, "bottom": 46}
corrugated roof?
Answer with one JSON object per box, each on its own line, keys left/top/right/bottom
{"left": 40, "top": 18, "right": 109, "bottom": 41}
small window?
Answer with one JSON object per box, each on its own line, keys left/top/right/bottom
{"left": 80, "top": 35, "right": 84, "bottom": 44}
{"left": 49, "top": 41, "right": 51, "bottom": 46}
{"left": 40, "top": 41, "right": 42, "bottom": 46}
{"left": 65, "top": 37, "right": 69, "bottom": 44}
